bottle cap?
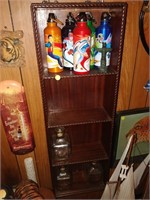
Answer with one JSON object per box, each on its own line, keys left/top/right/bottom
{"left": 60, "top": 166, "right": 65, "bottom": 171}
{"left": 56, "top": 127, "right": 64, "bottom": 137}
{"left": 47, "top": 13, "right": 64, "bottom": 25}
{"left": 76, "top": 12, "right": 87, "bottom": 22}
{"left": 92, "top": 162, "right": 97, "bottom": 165}
{"left": 101, "top": 12, "right": 111, "bottom": 21}
{"left": 47, "top": 13, "right": 56, "bottom": 22}
{"left": 66, "top": 12, "right": 76, "bottom": 24}
{"left": 85, "top": 12, "right": 97, "bottom": 24}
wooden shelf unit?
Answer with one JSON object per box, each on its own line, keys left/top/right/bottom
{"left": 31, "top": 1, "right": 127, "bottom": 199}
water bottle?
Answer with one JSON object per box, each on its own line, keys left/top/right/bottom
{"left": 95, "top": 12, "right": 112, "bottom": 68}
{"left": 73, "top": 12, "right": 91, "bottom": 75}
{"left": 62, "top": 12, "right": 76, "bottom": 70}
{"left": 86, "top": 12, "right": 96, "bottom": 69}
{"left": 44, "top": 13, "right": 63, "bottom": 73}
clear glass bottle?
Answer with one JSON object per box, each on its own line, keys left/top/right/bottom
{"left": 52, "top": 127, "right": 71, "bottom": 161}
{"left": 87, "top": 161, "right": 103, "bottom": 184}
{"left": 56, "top": 166, "right": 72, "bottom": 191}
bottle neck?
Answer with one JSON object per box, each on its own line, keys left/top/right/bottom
{"left": 66, "top": 21, "right": 75, "bottom": 26}
{"left": 47, "top": 22, "right": 57, "bottom": 27}
{"left": 77, "top": 21, "right": 87, "bottom": 27}
{"left": 87, "top": 20, "right": 92, "bottom": 26}
{"left": 101, "top": 19, "right": 108, "bottom": 25}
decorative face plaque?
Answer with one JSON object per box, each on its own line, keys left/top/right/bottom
{"left": 0, "top": 30, "right": 25, "bottom": 67}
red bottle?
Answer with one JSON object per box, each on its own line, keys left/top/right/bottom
{"left": 73, "top": 12, "right": 91, "bottom": 74}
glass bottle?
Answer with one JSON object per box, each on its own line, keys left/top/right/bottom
{"left": 52, "top": 127, "right": 71, "bottom": 161}
{"left": 87, "top": 161, "right": 103, "bottom": 184}
{"left": 56, "top": 166, "right": 72, "bottom": 191}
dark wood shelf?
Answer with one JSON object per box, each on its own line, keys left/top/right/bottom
{"left": 43, "top": 66, "right": 117, "bottom": 79}
{"left": 48, "top": 108, "right": 112, "bottom": 128}
{"left": 31, "top": 1, "right": 127, "bottom": 198}
{"left": 52, "top": 142, "right": 108, "bottom": 166}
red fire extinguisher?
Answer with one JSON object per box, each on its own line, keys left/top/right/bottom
{"left": 0, "top": 80, "right": 35, "bottom": 155}
{"left": 73, "top": 12, "right": 91, "bottom": 75}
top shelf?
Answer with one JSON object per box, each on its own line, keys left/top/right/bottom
{"left": 43, "top": 66, "right": 117, "bottom": 79}
{"left": 31, "top": 2, "right": 127, "bottom": 80}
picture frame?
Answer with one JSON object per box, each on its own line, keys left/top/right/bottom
{"left": 111, "top": 107, "right": 149, "bottom": 166}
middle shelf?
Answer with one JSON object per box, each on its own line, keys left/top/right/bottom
{"left": 48, "top": 108, "right": 112, "bottom": 127}
{"left": 51, "top": 142, "right": 108, "bottom": 166}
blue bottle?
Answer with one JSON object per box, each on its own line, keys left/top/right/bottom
{"left": 95, "top": 12, "right": 112, "bottom": 68}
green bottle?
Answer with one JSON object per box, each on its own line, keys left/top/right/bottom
{"left": 86, "top": 12, "right": 96, "bottom": 69}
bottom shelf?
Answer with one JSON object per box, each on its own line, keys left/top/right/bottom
{"left": 53, "top": 160, "right": 107, "bottom": 199}
{"left": 55, "top": 182, "right": 105, "bottom": 198}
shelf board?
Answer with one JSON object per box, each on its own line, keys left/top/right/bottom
{"left": 43, "top": 66, "right": 117, "bottom": 79}
{"left": 55, "top": 181, "right": 105, "bottom": 198}
{"left": 52, "top": 142, "right": 108, "bottom": 166}
{"left": 48, "top": 108, "right": 112, "bottom": 128}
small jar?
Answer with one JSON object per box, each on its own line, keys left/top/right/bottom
{"left": 87, "top": 161, "right": 103, "bottom": 184}
{"left": 56, "top": 166, "right": 72, "bottom": 191}
{"left": 52, "top": 127, "right": 71, "bottom": 161}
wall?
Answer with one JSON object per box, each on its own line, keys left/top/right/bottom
{"left": 117, "top": 0, "right": 149, "bottom": 110}
{"left": 0, "top": 0, "right": 149, "bottom": 189}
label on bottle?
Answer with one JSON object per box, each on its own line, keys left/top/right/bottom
{"left": 95, "top": 33, "right": 112, "bottom": 48}
{"left": 45, "top": 34, "right": 63, "bottom": 72}
{"left": 95, "top": 33, "right": 112, "bottom": 67}
{"left": 95, "top": 51, "right": 111, "bottom": 67}
{"left": 62, "top": 32, "right": 74, "bottom": 68}
{"left": 73, "top": 35, "right": 91, "bottom": 74}
{"left": 57, "top": 168, "right": 71, "bottom": 191}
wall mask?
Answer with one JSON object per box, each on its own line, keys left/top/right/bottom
{"left": 0, "top": 30, "right": 25, "bottom": 67}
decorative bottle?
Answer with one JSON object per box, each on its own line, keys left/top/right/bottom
{"left": 95, "top": 12, "right": 112, "bottom": 69}
{"left": 56, "top": 166, "right": 72, "bottom": 191}
{"left": 86, "top": 12, "right": 96, "bottom": 69}
{"left": 73, "top": 12, "right": 91, "bottom": 74}
{"left": 87, "top": 161, "right": 103, "bottom": 184}
{"left": 44, "top": 13, "right": 63, "bottom": 73}
{"left": 62, "top": 12, "right": 76, "bottom": 70}
{"left": 52, "top": 127, "right": 71, "bottom": 161}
